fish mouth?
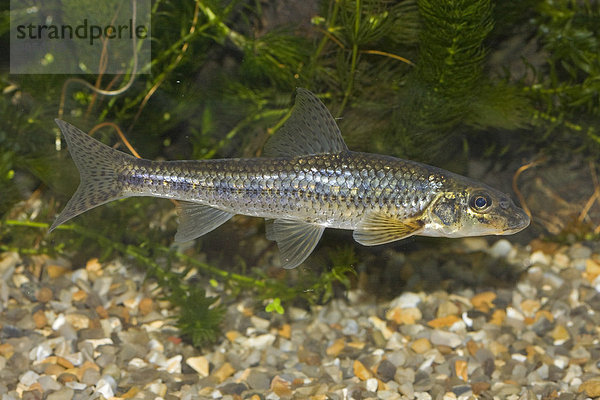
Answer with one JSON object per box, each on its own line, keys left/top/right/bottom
{"left": 503, "top": 208, "right": 530, "bottom": 234}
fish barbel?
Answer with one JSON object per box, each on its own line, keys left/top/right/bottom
{"left": 50, "top": 88, "right": 529, "bottom": 268}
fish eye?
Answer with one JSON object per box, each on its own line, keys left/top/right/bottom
{"left": 470, "top": 193, "right": 492, "bottom": 212}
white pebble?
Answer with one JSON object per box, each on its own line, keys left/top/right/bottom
{"left": 460, "top": 238, "right": 489, "bottom": 253}
{"left": 506, "top": 307, "right": 524, "bottom": 321}
{"left": 250, "top": 316, "right": 271, "bottom": 331}
{"left": 243, "top": 333, "right": 276, "bottom": 350}
{"left": 52, "top": 313, "right": 66, "bottom": 330}
{"left": 70, "top": 268, "right": 88, "bottom": 283}
{"left": 148, "top": 338, "right": 164, "bottom": 352}
{"left": 65, "top": 381, "right": 87, "bottom": 390}
{"left": 529, "top": 251, "right": 551, "bottom": 266}
{"left": 489, "top": 239, "right": 512, "bottom": 258}
{"left": 37, "top": 375, "right": 62, "bottom": 392}
{"left": 461, "top": 312, "right": 473, "bottom": 328}
{"left": 553, "top": 356, "right": 568, "bottom": 369}
{"left": 29, "top": 343, "right": 52, "bottom": 362}
{"left": 186, "top": 356, "right": 209, "bottom": 377}
{"left": 129, "top": 357, "right": 148, "bottom": 368}
{"left": 430, "top": 330, "right": 462, "bottom": 348}
{"left": 63, "top": 352, "right": 83, "bottom": 366}
{"left": 415, "top": 392, "right": 433, "bottom": 400}
{"left": 147, "top": 380, "right": 167, "bottom": 396}
{"left": 553, "top": 253, "right": 570, "bottom": 269}
{"left": 93, "top": 277, "right": 113, "bottom": 297}
{"left": 390, "top": 292, "right": 421, "bottom": 309}
{"left": 95, "top": 378, "right": 115, "bottom": 399}
{"left": 19, "top": 370, "right": 40, "bottom": 386}
{"left": 288, "top": 307, "right": 309, "bottom": 321}
{"left": 164, "top": 355, "right": 182, "bottom": 374}
{"left": 366, "top": 377, "right": 378, "bottom": 392}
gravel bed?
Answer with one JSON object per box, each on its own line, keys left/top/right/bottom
{"left": 2, "top": 238, "right": 600, "bottom": 400}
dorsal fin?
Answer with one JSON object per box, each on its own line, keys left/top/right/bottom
{"left": 263, "top": 88, "right": 348, "bottom": 157}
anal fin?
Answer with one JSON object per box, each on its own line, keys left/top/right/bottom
{"left": 265, "top": 219, "right": 325, "bottom": 269}
{"left": 174, "top": 202, "right": 234, "bottom": 242}
{"left": 353, "top": 212, "right": 423, "bottom": 246}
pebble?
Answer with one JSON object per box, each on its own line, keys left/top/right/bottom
{"left": 186, "top": 355, "right": 210, "bottom": 377}
{"left": 390, "top": 292, "right": 421, "bottom": 309}
{"left": 489, "top": 239, "right": 512, "bottom": 258}
{"left": 430, "top": 331, "right": 462, "bottom": 348}
{"left": 3, "top": 238, "right": 600, "bottom": 399}
{"left": 46, "top": 387, "right": 74, "bottom": 400}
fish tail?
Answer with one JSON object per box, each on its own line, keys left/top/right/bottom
{"left": 49, "top": 119, "right": 136, "bottom": 232}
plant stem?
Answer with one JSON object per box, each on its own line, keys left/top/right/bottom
{"left": 3, "top": 219, "right": 268, "bottom": 289}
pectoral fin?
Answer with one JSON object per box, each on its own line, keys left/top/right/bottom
{"left": 353, "top": 212, "right": 424, "bottom": 246}
{"left": 265, "top": 219, "right": 325, "bottom": 269}
{"left": 174, "top": 202, "right": 234, "bottom": 242}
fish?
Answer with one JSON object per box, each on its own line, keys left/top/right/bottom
{"left": 50, "top": 88, "right": 530, "bottom": 269}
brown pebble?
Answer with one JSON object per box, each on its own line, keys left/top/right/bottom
{"left": 211, "top": 362, "right": 235, "bottom": 383}
{"left": 86, "top": 258, "right": 102, "bottom": 273}
{"left": 520, "top": 299, "right": 541, "bottom": 317}
{"left": 35, "top": 287, "right": 53, "bottom": 303}
{"left": 579, "top": 379, "right": 600, "bottom": 397}
{"left": 386, "top": 307, "right": 422, "bottom": 325}
{"left": 466, "top": 340, "right": 479, "bottom": 356}
{"left": 298, "top": 347, "right": 321, "bottom": 365}
{"left": 472, "top": 381, "right": 491, "bottom": 395}
{"left": 33, "top": 309, "right": 47, "bottom": 329}
{"left": 79, "top": 360, "right": 100, "bottom": 376}
{"left": 121, "top": 386, "right": 141, "bottom": 398}
{"left": 72, "top": 289, "right": 88, "bottom": 302}
{"left": 455, "top": 359, "right": 468, "bottom": 381}
{"left": 0, "top": 343, "right": 14, "bottom": 357}
{"left": 584, "top": 259, "right": 600, "bottom": 283}
{"left": 56, "top": 356, "right": 74, "bottom": 369}
{"left": 436, "top": 345, "right": 453, "bottom": 355}
{"left": 278, "top": 323, "right": 291, "bottom": 339}
{"left": 490, "top": 309, "right": 506, "bottom": 325}
{"left": 427, "top": 315, "right": 461, "bottom": 328}
{"left": 550, "top": 324, "right": 570, "bottom": 343}
{"left": 353, "top": 360, "right": 373, "bottom": 381}
{"left": 46, "top": 265, "right": 69, "bottom": 278}
{"left": 44, "top": 363, "right": 66, "bottom": 376}
{"left": 95, "top": 305, "right": 109, "bottom": 319}
{"left": 138, "top": 297, "right": 153, "bottom": 316}
{"left": 57, "top": 372, "right": 78, "bottom": 383}
{"left": 529, "top": 239, "right": 559, "bottom": 254}
{"left": 225, "top": 330, "right": 240, "bottom": 342}
{"left": 410, "top": 338, "right": 432, "bottom": 354}
{"left": 326, "top": 338, "right": 346, "bottom": 357}
{"left": 271, "top": 376, "right": 292, "bottom": 397}
{"left": 471, "top": 292, "right": 496, "bottom": 313}
{"left": 534, "top": 310, "right": 554, "bottom": 323}
{"left": 347, "top": 341, "right": 365, "bottom": 349}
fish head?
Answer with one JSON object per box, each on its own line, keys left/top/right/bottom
{"left": 424, "top": 184, "right": 530, "bottom": 238}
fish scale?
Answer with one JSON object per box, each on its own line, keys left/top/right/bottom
{"left": 118, "top": 152, "right": 444, "bottom": 230}
{"left": 50, "top": 88, "right": 529, "bottom": 269}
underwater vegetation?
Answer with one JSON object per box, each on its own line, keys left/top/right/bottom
{"left": 1, "top": 0, "right": 600, "bottom": 345}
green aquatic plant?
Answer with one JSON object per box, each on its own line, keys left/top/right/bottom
{"left": 3, "top": 0, "right": 600, "bottom": 346}
{"left": 524, "top": 0, "right": 600, "bottom": 150}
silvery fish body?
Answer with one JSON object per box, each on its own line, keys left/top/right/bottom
{"left": 51, "top": 89, "right": 530, "bottom": 268}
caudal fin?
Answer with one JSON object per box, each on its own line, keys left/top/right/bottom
{"left": 49, "top": 119, "right": 136, "bottom": 232}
